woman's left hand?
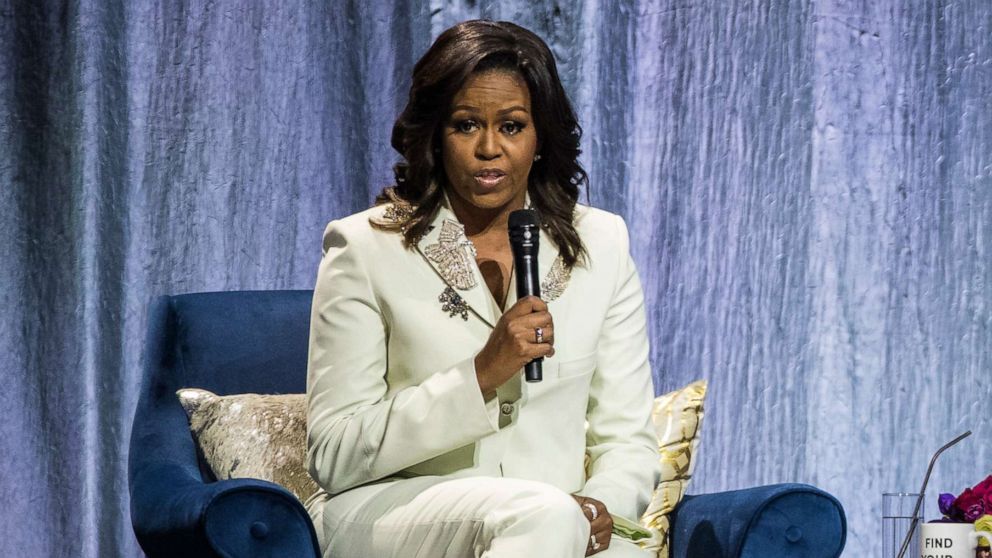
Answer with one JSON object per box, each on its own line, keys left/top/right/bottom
{"left": 571, "top": 495, "right": 612, "bottom": 556}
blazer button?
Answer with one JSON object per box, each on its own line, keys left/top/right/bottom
{"left": 500, "top": 403, "right": 514, "bottom": 416}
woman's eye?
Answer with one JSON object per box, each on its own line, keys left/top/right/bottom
{"left": 454, "top": 120, "right": 478, "bottom": 133}
{"left": 501, "top": 121, "right": 525, "bottom": 135}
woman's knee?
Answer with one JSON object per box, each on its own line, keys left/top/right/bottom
{"left": 481, "top": 479, "right": 588, "bottom": 537}
{"left": 526, "top": 483, "right": 586, "bottom": 524}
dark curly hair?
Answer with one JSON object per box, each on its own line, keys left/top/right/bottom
{"left": 375, "top": 19, "right": 588, "bottom": 268}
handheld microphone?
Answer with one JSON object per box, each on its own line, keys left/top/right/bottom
{"left": 508, "top": 209, "right": 542, "bottom": 383}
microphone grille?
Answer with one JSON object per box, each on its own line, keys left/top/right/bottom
{"left": 508, "top": 209, "right": 540, "bottom": 229}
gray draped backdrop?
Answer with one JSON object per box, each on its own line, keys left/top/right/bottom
{"left": 2, "top": 1, "right": 990, "bottom": 556}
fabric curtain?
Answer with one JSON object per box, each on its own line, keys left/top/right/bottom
{"left": 2, "top": 1, "right": 990, "bottom": 556}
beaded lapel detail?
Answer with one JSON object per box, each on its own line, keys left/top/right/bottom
{"left": 540, "top": 255, "right": 571, "bottom": 302}
{"left": 423, "top": 219, "right": 478, "bottom": 290}
{"left": 417, "top": 213, "right": 494, "bottom": 327}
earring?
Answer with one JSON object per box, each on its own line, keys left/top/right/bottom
{"left": 533, "top": 154, "right": 542, "bottom": 161}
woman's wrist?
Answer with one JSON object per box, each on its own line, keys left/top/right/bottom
{"left": 474, "top": 355, "right": 498, "bottom": 400}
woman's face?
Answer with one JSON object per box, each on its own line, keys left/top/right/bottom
{"left": 441, "top": 70, "right": 538, "bottom": 214}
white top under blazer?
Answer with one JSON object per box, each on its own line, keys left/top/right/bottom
{"left": 306, "top": 197, "right": 660, "bottom": 521}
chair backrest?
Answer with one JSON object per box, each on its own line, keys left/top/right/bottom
{"left": 151, "top": 290, "right": 314, "bottom": 396}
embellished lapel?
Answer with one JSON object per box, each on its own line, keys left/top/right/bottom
{"left": 413, "top": 194, "right": 574, "bottom": 327}
{"left": 416, "top": 204, "right": 499, "bottom": 328}
{"left": 537, "top": 226, "right": 570, "bottom": 302}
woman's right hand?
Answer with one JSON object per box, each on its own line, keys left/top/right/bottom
{"left": 474, "top": 296, "right": 555, "bottom": 397}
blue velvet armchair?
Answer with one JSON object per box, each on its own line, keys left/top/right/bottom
{"left": 128, "top": 290, "right": 847, "bottom": 557}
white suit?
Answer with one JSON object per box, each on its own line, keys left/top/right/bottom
{"left": 305, "top": 199, "right": 659, "bottom": 557}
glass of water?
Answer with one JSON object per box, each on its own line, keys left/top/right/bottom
{"left": 883, "top": 492, "right": 924, "bottom": 558}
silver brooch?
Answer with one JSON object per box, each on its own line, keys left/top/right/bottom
{"left": 439, "top": 286, "right": 469, "bottom": 320}
{"left": 424, "top": 219, "right": 477, "bottom": 290}
{"left": 540, "top": 255, "right": 571, "bottom": 302}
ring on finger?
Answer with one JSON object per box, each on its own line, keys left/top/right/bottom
{"left": 535, "top": 327, "right": 544, "bottom": 344}
{"left": 583, "top": 502, "right": 598, "bottom": 520}
{"left": 590, "top": 534, "right": 601, "bottom": 550}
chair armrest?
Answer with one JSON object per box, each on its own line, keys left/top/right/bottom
{"left": 130, "top": 461, "right": 319, "bottom": 557}
{"left": 668, "top": 483, "right": 846, "bottom": 558}
{"left": 129, "top": 295, "right": 319, "bottom": 557}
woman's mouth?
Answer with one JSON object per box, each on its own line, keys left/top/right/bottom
{"left": 474, "top": 169, "right": 506, "bottom": 188}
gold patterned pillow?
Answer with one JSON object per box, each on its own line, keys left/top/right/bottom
{"left": 638, "top": 380, "right": 707, "bottom": 558}
{"left": 176, "top": 389, "right": 319, "bottom": 503}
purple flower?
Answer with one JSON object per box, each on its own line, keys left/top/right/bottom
{"left": 939, "top": 493, "right": 957, "bottom": 516}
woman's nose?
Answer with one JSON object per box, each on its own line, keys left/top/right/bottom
{"left": 475, "top": 129, "right": 500, "bottom": 159}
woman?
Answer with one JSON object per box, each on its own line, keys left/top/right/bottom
{"left": 305, "top": 19, "right": 659, "bottom": 558}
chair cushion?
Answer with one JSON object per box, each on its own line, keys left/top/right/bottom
{"left": 639, "top": 380, "right": 707, "bottom": 557}
{"left": 177, "top": 388, "right": 318, "bottom": 503}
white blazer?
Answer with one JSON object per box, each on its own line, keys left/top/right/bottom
{"left": 306, "top": 199, "right": 660, "bottom": 520}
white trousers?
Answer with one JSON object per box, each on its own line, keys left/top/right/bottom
{"left": 307, "top": 476, "right": 654, "bottom": 558}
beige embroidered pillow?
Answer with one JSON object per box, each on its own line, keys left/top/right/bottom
{"left": 176, "top": 388, "right": 319, "bottom": 503}
{"left": 638, "top": 379, "right": 707, "bottom": 557}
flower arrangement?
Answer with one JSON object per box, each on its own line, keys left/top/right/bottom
{"left": 939, "top": 475, "right": 992, "bottom": 522}
{"left": 938, "top": 475, "right": 992, "bottom": 554}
